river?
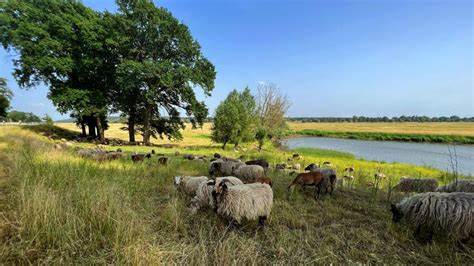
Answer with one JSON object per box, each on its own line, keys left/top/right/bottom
{"left": 283, "top": 137, "right": 474, "bottom": 175}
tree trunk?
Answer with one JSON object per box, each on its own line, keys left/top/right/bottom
{"left": 87, "top": 118, "right": 96, "bottom": 138}
{"left": 128, "top": 109, "right": 136, "bottom": 143}
{"left": 142, "top": 103, "right": 152, "bottom": 146}
{"left": 96, "top": 116, "right": 104, "bottom": 142}
{"left": 222, "top": 140, "right": 227, "bottom": 150}
{"left": 80, "top": 122, "right": 86, "bottom": 136}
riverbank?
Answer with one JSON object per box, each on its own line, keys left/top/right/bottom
{"left": 1, "top": 125, "right": 471, "bottom": 264}
{"left": 284, "top": 129, "right": 474, "bottom": 144}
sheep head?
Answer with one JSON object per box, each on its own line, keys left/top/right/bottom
{"left": 173, "top": 176, "right": 182, "bottom": 186}
{"left": 390, "top": 204, "right": 403, "bottom": 223}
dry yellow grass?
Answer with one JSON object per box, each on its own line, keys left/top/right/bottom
{"left": 57, "top": 122, "right": 214, "bottom": 146}
{"left": 288, "top": 122, "right": 474, "bottom": 136}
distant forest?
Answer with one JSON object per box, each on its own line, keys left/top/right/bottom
{"left": 54, "top": 115, "right": 474, "bottom": 123}
{"left": 287, "top": 116, "right": 474, "bottom": 123}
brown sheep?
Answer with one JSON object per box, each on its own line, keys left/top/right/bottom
{"left": 131, "top": 153, "right": 151, "bottom": 162}
{"left": 287, "top": 171, "right": 330, "bottom": 199}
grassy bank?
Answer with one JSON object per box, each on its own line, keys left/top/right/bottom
{"left": 285, "top": 129, "right": 474, "bottom": 144}
{"left": 0, "top": 126, "right": 472, "bottom": 264}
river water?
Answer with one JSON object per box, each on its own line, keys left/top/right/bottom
{"left": 283, "top": 137, "right": 474, "bottom": 175}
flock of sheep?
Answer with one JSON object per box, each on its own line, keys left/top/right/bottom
{"left": 71, "top": 144, "right": 473, "bottom": 242}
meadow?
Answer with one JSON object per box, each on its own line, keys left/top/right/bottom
{"left": 0, "top": 125, "right": 472, "bottom": 264}
{"left": 287, "top": 122, "right": 474, "bottom": 144}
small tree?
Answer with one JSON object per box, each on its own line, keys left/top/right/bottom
{"left": 255, "top": 127, "right": 268, "bottom": 151}
{"left": 255, "top": 83, "right": 290, "bottom": 139}
{"left": 43, "top": 114, "right": 54, "bottom": 126}
{"left": 212, "top": 88, "right": 256, "bottom": 149}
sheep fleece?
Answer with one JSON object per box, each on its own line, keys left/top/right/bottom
{"left": 436, "top": 180, "right": 474, "bottom": 193}
{"left": 393, "top": 178, "right": 438, "bottom": 192}
{"left": 396, "top": 192, "right": 474, "bottom": 239}
{"left": 194, "top": 177, "right": 244, "bottom": 209}
{"left": 180, "top": 176, "right": 209, "bottom": 195}
{"left": 233, "top": 165, "right": 265, "bottom": 181}
{"left": 217, "top": 183, "right": 273, "bottom": 223}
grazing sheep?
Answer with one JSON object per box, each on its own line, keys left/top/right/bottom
{"left": 183, "top": 154, "right": 195, "bottom": 160}
{"left": 233, "top": 165, "right": 265, "bottom": 181}
{"left": 287, "top": 171, "right": 332, "bottom": 199}
{"left": 116, "top": 148, "right": 122, "bottom": 152}
{"left": 131, "top": 153, "right": 151, "bottom": 162}
{"left": 292, "top": 153, "right": 301, "bottom": 160}
{"left": 304, "top": 163, "right": 320, "bottom": 172}
{"left": 158, "top": 157, "right": 168, "bottom": 165}
{"left": 391, "top": 192, "right": 474, "bottom": 242}
{"left": 275, "top": 163, "right": 287, "bottom": 170}
{"left": 103, "top": 151, "right": 123, "bottom": 161}
{"left": 375, "top": 173, "right": 386, "bottom": 179}
{"left": 393, "top": 178, "right": 438, "bottom": 193}
{"left": 189, "top": 176, "right": 244, "bottom": 213}
{"left": 245, "top": 159, "right": 269, "bottom": 172}
{"left": 344, "top": 167, "right": 355, "bottom": 172}
{"left": 173, "top": 176, "right": 209, "bottom": 196}
{"left": 209, "top": 159, "right": 244, "bottom": 177}
{"left": 436, "top": 180, "right": 474, "bottom": 193}
{"left": 306, "top": 167, "right": 337, "bottom": 194}
{"left": 213, "top": 181, "right": 273, "bottom": 226}
{"left": 322, "top": 161, "right": 332, "bottom": 166}
{"left": 214, "top": 153, "right": 222, "bottom": 159}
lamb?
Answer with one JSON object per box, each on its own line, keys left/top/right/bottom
{"left": 275, "top": 163, "right": 287, "bottom": 170}
{"left": 213, "top": 181, "right": 273, "bottom": 226}
{"left": 436, "top": 180, "right": 474, "bottom": 193}
{"left": 189, "top": 176, "right": 243, "bottom": 213}
{"left": 233, "top": 164, "right": 265, "bottom": 181}
{"left": 209, "top": 159, "right": 244, "bottom": 177}
{"left": 393, "top": 177, "right": 438, "bottom": 193}
{"left": 391, "top": 192, "right": 474, "bottom": 242}
{"left": 245, "top": 159, "right": 269, "bottom": 172}
{"left": 183, "top": 154, "right": 195, "bottom": 160}
{"left": 173, "top": 176, "right": 209, "bottom": 196}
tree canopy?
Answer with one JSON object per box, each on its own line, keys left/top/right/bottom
{"left": 0, "top": 0, "right": 215, "bottom": 144}
{"left": 211, "top": 88, "right": 256, "bottom": 149}
{"left": 0, "top": 77, "right": 13, "bottom": 119}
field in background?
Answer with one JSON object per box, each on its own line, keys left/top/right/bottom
{"left": 57, "top": 121, "right": 474, "bottom": 147}
{"left": 288, "top": 122, "right": 474, "bottom": 136}
{"left": 1, "top": 125, "right": 471, "bottom": 264}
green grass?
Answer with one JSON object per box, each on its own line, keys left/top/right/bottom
{"left": 0, "top": 126, "right": 472, "bottom": 264}
{"left": 285, "top": 129, "right": 474, "bottom": 144}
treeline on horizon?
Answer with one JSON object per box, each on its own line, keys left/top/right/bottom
{"left": 287, "top": 115, "right": 474, "bottom": 123}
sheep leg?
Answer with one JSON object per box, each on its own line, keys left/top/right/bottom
{"left": 314, "top": 184, "right": 321, "bottom": 200}
{"left": 414, "top": 225, "right": 433, "bottom": 243}
{"left": 258, "top": 216, "right": 267, "bottom": 227}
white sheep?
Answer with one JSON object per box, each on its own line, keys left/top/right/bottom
{"left": 173, "top": 176, "right": 209, "bottom": 196}
{"left": 392, "top": 177, "right": 438, "bottom": 193}
{"left": 232, "top": 165, "right": 265, "bottom": 181}
{"left": 391, "top": 192, "right": 474, "bottom": 242}
{"left": 436, "top": 180, "right": 474, "bottom": 193}
{"left": 189, "top": 176, "right": 244, "bottom": 214}
{"left": 214, "top": 181, "right": 273, "bottom": 226}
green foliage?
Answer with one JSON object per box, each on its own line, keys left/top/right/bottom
{"left": 111, "top": 0, "right": 216, "bottom": 144}
{"left": 0, "top": 0, "right": 111, "bottom": 138}
{"left": 211, "top": 88, "right": 256, "bottom": 148}
{"left": 255, "top": 127, "right": 267, "bottom": 150}
{"left": 42, "top": 114, "right": 54, "bottom": 126}
{"left": 6, "top": 110, "right": 41, "bottom": 122}
{"left": 285, "top": 129, "right": 474, "bottom": 145}
{"left": 0, "top": 77, "right": 13, "bottom": 119}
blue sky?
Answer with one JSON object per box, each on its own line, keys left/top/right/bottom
{"left": 1, "top": 0, "right": 472, "bottom": 119}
